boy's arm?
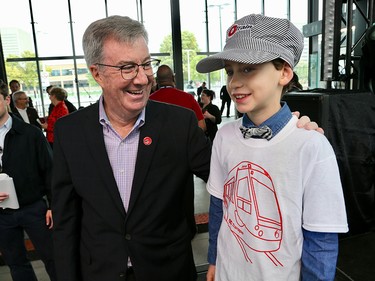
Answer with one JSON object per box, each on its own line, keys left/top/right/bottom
{"left": 207, "top": 195, "right": 223, "bottom": 265}
{"left": 301, "top": 229, "right": 339, "bottom": 281}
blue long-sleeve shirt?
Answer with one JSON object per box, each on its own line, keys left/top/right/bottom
{"left": 207, "top": 103, "right": 339, "bottom": 280}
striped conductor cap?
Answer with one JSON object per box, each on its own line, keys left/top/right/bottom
{"left": 196, "top": 14, "right": 304, "bottom": 73}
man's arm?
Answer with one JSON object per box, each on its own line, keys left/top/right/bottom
{"left": 51, "top": 123, "right": 82, "bottom": 281}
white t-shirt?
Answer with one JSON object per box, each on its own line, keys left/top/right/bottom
{"left": 16, "top": 107, "right": 30, "bottom": 124}
{"left": 207, "top": 116, "right": 348, "bottom": 281}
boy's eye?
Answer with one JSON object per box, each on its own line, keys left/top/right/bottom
{"left": 243, "top": 67, "right": 254, "bottom": 73}
{"left": 225, "top": 69, "right": 233, "bottom": 76}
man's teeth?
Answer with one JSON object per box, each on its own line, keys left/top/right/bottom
{"left": 128, "top": 90, "right": 142, "bottom": 95}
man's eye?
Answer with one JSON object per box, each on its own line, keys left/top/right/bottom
{"left": 142, "top": 61, "right": 152, "bottom": 69}
{"left": 121, "top": 65, "right": 136, "bottom": 72}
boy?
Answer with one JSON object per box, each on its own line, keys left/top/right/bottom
{"left": 196, "top": 14, "right": 348, "bottom": 280}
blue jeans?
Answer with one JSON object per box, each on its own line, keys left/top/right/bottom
{"left": 0, "top": 199, "right": 56, "bottom": 281}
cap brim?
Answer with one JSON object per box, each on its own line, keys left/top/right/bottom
{"left": 196, "top": 49, "right": 280, "bottom": 73}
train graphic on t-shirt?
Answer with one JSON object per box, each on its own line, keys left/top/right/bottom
{"left": 223, "top": 161, "right": 283, "bottom": 266}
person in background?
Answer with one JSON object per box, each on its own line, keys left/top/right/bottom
{"left": 41, "top": 87, "right": 69, "bottom": 148}
{"left": 196, "top": 14, "right": 348, "bottom": 281}
{"left": 11, "top": 91, "right": 42, "bottom": 130}
{"left": 186, "top": 80, "right": 196, "bottom": 96}
{"left": 196, "top": 81, "right": 206, "bottom": 105}
{"left": 46, "top": 85, "right": 77, "bottom": 115}
{"left": 150, "top": 64, "right": 206, "bottom": 132}
{"left": 219, "top": 85, "right": 231, "bottom": 117}
{"left": 0, "top": 79, "right": 56, "bottom": 281}
{"left": 8, "top": 80, "right": 34, "bottom": 111}
{"left": 201, "top": 89, "right": 221, "bottom": 142}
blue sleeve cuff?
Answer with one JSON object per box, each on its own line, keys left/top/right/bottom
{"left": 301, "top": 229, "right": 339, "bottom": 281}
{"left": 207, "top": 195, "right": 223, "bottom": 265}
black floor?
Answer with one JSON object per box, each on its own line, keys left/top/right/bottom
{"left": 335, "top": 231, "right": 375, "bottom": 281}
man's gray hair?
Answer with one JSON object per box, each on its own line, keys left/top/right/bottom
{"left": 12, "top": 91, "right": 27, "bottom": 103}
{"left": 82, "top": 15, "right": 149, "bottom": 67}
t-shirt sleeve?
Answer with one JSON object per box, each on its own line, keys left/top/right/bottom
{"left": 206, "top": 131, "right": 227, "bottom": 199}
{"left": 302, "top": 137, "right": 349, "bottom": 233}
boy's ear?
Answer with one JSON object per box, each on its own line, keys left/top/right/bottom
{"left": 279, "top": 64, "right": 294, "bottom": 86}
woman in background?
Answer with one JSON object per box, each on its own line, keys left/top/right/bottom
{"left": 201, "top": 89, "right": 222, "bottom": 142}
{"left": 41, "top": 87, "right": 69, "bottom": 148}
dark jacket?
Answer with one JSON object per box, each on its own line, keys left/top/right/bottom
{"left": 2, "top": 114, "right": 53, "bottom": 207}
{"left": 51, "top": 100, "right": 211, "bottom": 281}
{"left": 12, "top": 106, "right": 42, "bottom": 130}
{"left": 202, "top": 102, "right": 222, "bottom": 142}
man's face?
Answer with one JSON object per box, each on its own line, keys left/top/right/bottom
{"left": 0, "top": 95, "right": 10, "bottom": 122}
{"left": 16, "top": 93, "right": 29, "bottom": 109}
{"left": 90, "top": 36, "right": 154, "bottom": 122}
{"left": 10, "top": 82, "right": 20, "bottom": 94}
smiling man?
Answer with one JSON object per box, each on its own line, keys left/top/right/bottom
{"left": 11, "top": 91, "right": 42, "bottom": 130}
{"left": 51, "top": 16, "right": 212, "bottom": 281}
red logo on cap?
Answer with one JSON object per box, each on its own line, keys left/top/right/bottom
{"left": 143, "top": 137, "right": 152, "bottom": 146}
{"left": 228, "top": 24, "right": 238, "bottom": 37}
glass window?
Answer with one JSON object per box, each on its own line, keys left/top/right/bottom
{"left": 206, "top": 1, "right": 236, "bottom": 93}
{"left": 290, "top": 0, "right": 309, "bottom": 89}
{"left": 70, "top": 0, "right": 107, "bottom": 57}
{"left": 237, "top": 0, "right": 262, "bottom": 18}
{"left": 51, "top": 70, "right": 61, "bottom": 76}
{"left": 0, "top": 0, "right": 35, "bottom": 61}
{"left": 265, "top": 0, "right": 288, "bottom": 18}
{"left": 141, "top": 0, "right": 171, "bottom": 57}
{"left": 107, "top": 0, "right": 139, "bottom": 20}
{"left": 32, "top": 0, "right": 73, "bottom": 57}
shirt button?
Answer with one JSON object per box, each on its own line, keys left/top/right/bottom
{"left": 119, "top": 272, "right": 125, "bottom": 278}
{"left": 125, "top": 234, "right": 131, "bottom": 240}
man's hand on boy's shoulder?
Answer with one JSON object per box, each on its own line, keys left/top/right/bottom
{"left": 292, "top": 111, "right": 325, "bottom": 135}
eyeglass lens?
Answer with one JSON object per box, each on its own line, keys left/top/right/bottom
{"left": 121, "top": 60, "right": 160, "bottom": 80}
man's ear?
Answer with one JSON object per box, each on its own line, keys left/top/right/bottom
{"left": 5, "top": 95, "right": 10, "bottom": 105}
{"left": 89, "top": 64, "right": 103, "bottom": 86}
{"left": 279, "top": 64, "right": 294, "bottom": 86}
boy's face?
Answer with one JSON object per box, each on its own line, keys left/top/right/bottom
{"left": 224, "top": 60, "right": 293, "bottom": 122}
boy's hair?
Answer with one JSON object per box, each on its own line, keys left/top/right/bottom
{"left": 271, "top": 58, "right": 296, "bottom": 96}
{"left": 196, "top": 14, "right": 304, "bottom": 73}
{"left": 0, "top": 80, "right": 9, "bottom": 99}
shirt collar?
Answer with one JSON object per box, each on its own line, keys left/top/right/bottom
{"left": 242, "top": 101, "right": 292, "bottom": 138}
{"left": 98, "top": 95, "right": 145, "bottom": 130}
{"left": 0, "top": 115, "right": 12, "bottom": 130}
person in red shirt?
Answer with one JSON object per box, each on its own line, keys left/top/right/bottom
{"left": 41, "top": 87, "right": 69, "bottom": 148}
{"left": 149, "top": 65, "right": 207, "bottom": 132}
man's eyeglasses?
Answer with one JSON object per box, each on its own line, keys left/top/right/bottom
{"left": 96, "top": 58, "right": 161, "bottom": 80}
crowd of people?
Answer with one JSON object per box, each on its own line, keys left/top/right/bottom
{"left": 0, "top": 13, "right": 347, "bottom": 281}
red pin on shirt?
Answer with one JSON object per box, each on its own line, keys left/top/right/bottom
{"left": 143, "top": 137, "right": 152, "bottom": 146}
